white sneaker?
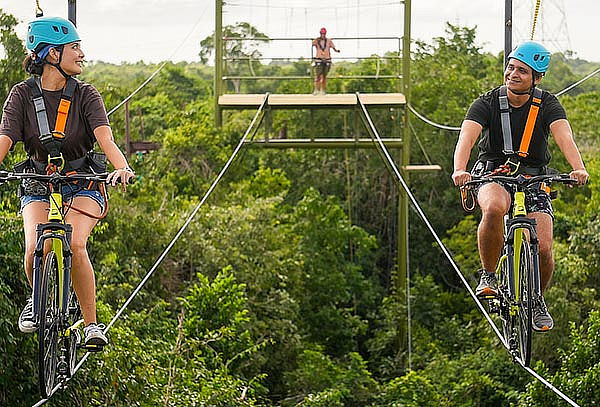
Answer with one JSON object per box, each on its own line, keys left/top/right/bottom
{"left": 84, "top": 323, "right": 108, "bottom": 349}
{"left": 18, "top": 297, "right": 37, "bottom": 333}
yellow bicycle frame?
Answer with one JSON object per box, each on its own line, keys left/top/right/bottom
{"left": 47, "top": 189, "right": 66, "bottom": 311}
{"left": 494, "top": 190, "right": 527, "bottom": 317}
{"left": 511, "top": 191, "right": 527, "bottom": 304}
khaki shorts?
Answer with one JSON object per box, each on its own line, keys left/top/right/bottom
{"left": 314, "top": 60, "right": 331, "bottom": 76}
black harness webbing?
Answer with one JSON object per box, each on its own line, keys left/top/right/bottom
{"left": 26, "top": 76, "right": 77, "bottom": 170}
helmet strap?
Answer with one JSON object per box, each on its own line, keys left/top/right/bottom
{"left": 49, "top": 46, "right": 72, "bottom": 79}
{"left": 510, "top": 88, "right": 532, "bottom": 96}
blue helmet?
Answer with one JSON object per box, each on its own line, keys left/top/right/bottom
{"left": 508, "top": 41, "right": 551, "bottom": 73}
{"left": 26, "top": 16, "right": 80, "bottom": 52}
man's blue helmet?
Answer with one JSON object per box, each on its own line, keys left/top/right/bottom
{"left": 508, "top": 41, "right": 551, "bottom": 73}
{"left": 26, "top": 16, "right": 80, "bottom": 52}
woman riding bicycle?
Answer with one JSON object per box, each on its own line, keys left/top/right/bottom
{"left": 0, "top": 16, "right": 134, "bottom": 348}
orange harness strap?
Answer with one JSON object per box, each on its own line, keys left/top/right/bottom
{"left": 517, "top": 91, "right": 542, "bottom": 157}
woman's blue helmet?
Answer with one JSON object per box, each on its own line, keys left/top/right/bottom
{"left": 26, "top": 16, "right": 80, "bottom": 52}
{"left": 508, "top": 41, "right": 551, "bottom": 73}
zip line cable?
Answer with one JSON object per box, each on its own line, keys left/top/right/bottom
{"left": 29, "top": 4, "right": 213, "bottom": 406}
{"left": 410, "top": 66, "right": 600, "bottom": 132}
{"left": 555, "top": 66, "right": 600, "bottom": 97}
{"left": 106, "top": 3, "right": 209, "bottom": 117}
{"left": 407, "top": 103, "right": 461, "bottom": 131}
{"left": 31, "top": 96, "right": 268, "bottom": 407}
{"left": 357, "top": 97, "right": 581, "bottom": 407}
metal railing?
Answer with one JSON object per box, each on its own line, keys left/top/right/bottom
{"left": 218, "top": 36, "right": 403, "bottom": 84}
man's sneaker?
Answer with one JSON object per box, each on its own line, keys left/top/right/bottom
{"left": 532, "top": 297, "right": 554, "bottom": 332}
{"left": 476, "top": 269, "right": 498, "bottom": 297}
{"left": 84, "top": 323, "right": 108, "bottom": 349}
{"left": 18, "top": 297, "right": 37, "bottom": 333}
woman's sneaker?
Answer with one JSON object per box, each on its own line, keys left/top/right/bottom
{"left": 532, "top": 297, "right": 554, "bottom": 332}
{"left": 84, "top": 323, "right": 108, "bottom": 350}
{"left": 18, "top": 297, "right": 37, "bottom": 333}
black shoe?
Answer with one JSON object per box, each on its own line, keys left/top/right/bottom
{"left": 476, "top": 270, "right": 498, "bottom": 298}
{"left": 18, "top": 297, "right": 37, "bottom": 333}
{"left": 532, "top": 297, "right": 554, "bottom": 332}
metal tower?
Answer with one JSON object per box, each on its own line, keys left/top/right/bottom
{"left": 513, "top": 0, "right": 573, "bottom": 54}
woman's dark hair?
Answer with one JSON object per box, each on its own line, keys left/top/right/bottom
{"left": 22, "top": 43, "right": 63, "bottom": 75}
{"left": 23, "top": 54, "right": 44, "bottom": 75}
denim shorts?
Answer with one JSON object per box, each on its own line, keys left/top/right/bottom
{"left": 20, "top": 184, "right": 106, "bottom": 214}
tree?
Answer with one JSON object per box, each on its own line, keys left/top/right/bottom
{"left": 0, "top": 10, "right": 27, "bottom": 104}
{"left": 200, "top": 22, "right": 270, "bottom": 92}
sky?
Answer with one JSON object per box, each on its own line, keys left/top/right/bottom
{"left": 1, "top": 0, "right": 598, "bottom": 64}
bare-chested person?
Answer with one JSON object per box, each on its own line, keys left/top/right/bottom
{"left": 312, "top": 27, "right": 340, "bottom": 95}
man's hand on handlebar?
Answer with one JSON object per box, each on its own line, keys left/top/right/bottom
{"left": 452, "top": 170, "right": 472, "bottom": 187}
{"left": 569, "top": 168, "right": 589, "bottom": 186}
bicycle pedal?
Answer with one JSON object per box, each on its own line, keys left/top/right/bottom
{"left": 83, "top": 343, "right": 105, "bottom": 353}
{"left": 480, "top": 294, "right": 497, "bottom": 300}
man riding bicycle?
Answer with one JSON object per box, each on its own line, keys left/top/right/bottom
{"left": 451, "top": 41, "right": 589, "bottom": 332}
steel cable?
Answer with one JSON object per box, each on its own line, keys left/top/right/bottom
{"left": 358, "top": 96, "right": 581, "bottom": 407}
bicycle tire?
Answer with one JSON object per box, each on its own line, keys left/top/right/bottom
{"left": 516, "top": 240, "right": 533, "bottom": 366}
{"left": 38, "top": 251, "right": 59, "bottom": 397}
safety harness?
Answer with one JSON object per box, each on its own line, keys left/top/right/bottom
{"left": 26, "top": 75, "right": 76, "bottom": 174}
{"left": 461, "top": 86, "right": 545, "bottom": 212}
{"left": 25, "top": 75, "right": 109, "bottom": 219}
{"left": 496, "top": 85, "right": 543, "bottom": 175}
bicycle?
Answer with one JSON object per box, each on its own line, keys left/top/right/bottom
{"left": 0, "top": 170, "right": 110, "bottom": 397}
{"left": 462, "top": 173, "right": 576, "bottom": 366}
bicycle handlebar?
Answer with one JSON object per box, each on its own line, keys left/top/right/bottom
{"left": 464, "top": 173, "right": 577, "bottom": 189}
{"left": 0, "top": 171, "right": 135, "bottom": 185}
{"left": 0, "top": 171, "right": 109, "bottom": 183}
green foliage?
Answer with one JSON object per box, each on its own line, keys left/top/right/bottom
{"left": 0, "top": 16, "right": 598, "bottom": 406}
{"left": 377, "top": 371, "right": 440, "bottom": 406}
{"left": 0, "top": 10, "right": 26, "bottom": 104}
{"left": 284, "top": 349, "right": 378, "bottom": 407}
{"left": 520, "top": 310, "right": 600, "bottom": 406}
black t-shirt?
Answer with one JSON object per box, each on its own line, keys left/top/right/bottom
{"left": 465, "top": 86, "right": 567, "bottom": 167}
{"left": 0, "top": 78, "right": 109, "bottom": 162}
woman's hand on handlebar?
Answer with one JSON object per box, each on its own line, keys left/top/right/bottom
{"left": 106, "top": 167, "right": 135, "bottom": 189}
{"left": 452, "top": 170, "right": 472, "bottom": 187}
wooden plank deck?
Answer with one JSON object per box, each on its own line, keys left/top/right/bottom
{"left": 218, "top": 93, "right": 406, "bottom": 109}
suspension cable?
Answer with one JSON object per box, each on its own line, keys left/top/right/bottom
{"left": 357, "top": 97, "right": 581, "bottom": 407}
{"left": 106, "top": 4, "right": 208, "bottom": 117}
{"left": 410, "top": 65, "right": 600, "bottom": 132}
{"left": 530, "top": 0, "right": 542, "bottom": 40}
{"left": 31, "top": 95, "right": 269, "bottom": 407}
{"left": 555, "top": 66, "right": 600, "bottom": 97}
{"left": 407, "top": 103, "right": 461, "bottom": 131}
{"left": 28, "top": 5, "right": 216, "bottom": 406}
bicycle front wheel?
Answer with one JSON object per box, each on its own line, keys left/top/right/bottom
{"left": 38, "top": 251, "right": 59, "bottom": 397}
{"left": 516, "top": 240, "right": 533, "bottom": 366}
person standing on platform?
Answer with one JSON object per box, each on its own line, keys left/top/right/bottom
{"left": 312, "top": 27, "right": 340, "bottom": 95}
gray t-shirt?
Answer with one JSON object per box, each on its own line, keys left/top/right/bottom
{"left": 0, "top": 78, "right": 110, "bottom": 162}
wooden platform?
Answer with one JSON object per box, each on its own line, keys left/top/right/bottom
{"left": 218, "top": 93, "right": 406, "bottom": 109}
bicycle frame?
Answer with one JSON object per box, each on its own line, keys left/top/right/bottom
{"left": 31, "top": 186, "right": 74, "bottom": 327}
{"left": 497, "top": 190, "right": 542, "bottom": 315}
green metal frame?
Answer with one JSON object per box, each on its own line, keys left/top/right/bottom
{"left": 213, "top": 0, "right": 413, "bottom": 368}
